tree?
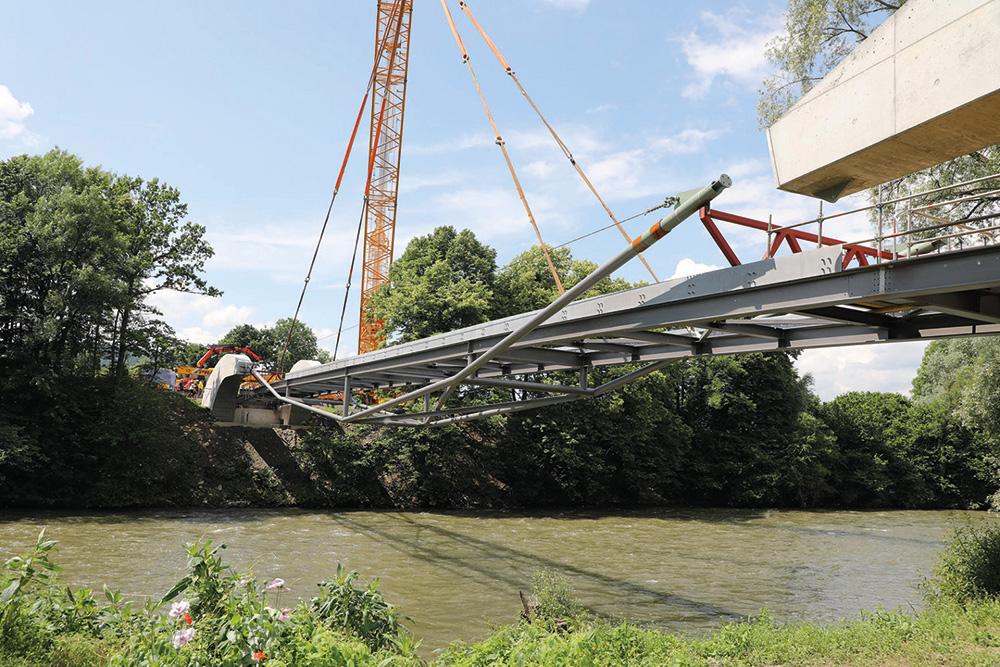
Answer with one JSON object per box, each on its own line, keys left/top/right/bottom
{"left": 105, "top": 175, "right": 219, "bottom": 379}
{"left": 492, "top": 246, "right": 633, "bottom": 319}
{"left": 369, "top": 226, "right": 497, "bottom": 344}
{"left": 218, "top": 318, "right": 331, "bottom": 370}
{"left": 0, "top": 150, "right": 218, "bottom": 382}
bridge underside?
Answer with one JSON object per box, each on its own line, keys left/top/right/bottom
{"left": 246, "top": 243, "right": 1000, "bottom": 426}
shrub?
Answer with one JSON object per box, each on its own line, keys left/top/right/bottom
{"left": 923, "top": 522, "right": 1000, "bottom": 604}
{"left": 528, "top": 570, "right": 586, "bottom": 623}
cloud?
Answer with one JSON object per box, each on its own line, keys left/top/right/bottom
{"left": 203, "top": 303, "right": 256, "bottom": 329}
{"left": 653, "top": 128, "right": 726, "bottom": 154}
{"left": 586, "top": 104, "right": 617, "bottom": 114}
{"left": 680, "top": 10, "right": 780, "bottom": 99}
{"left": 796, "top": 341, "right": 930, "bottom": 402}
{"left": 178, "top": 327, "right": 218, "bottom": 345}
{"left": 146, "top": 289, "right": 257, "bottom": 343}
{"left": 670, "top": 258, "right": 722, "bottom": 279}
{"left": 0, "top": 85, "right": 38, "bottom": 144}
{"left": 406, "top": 132, "right": 495, "bottom": 156}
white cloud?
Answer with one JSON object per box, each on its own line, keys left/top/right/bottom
{"left": 653, "top": 128, "right": 726, "bottom": 154}
{"left": 680, "top": 10, "right": 780, "bottom": 99}
{"left": 0, "top": 85, "right": 38, "bottom": 144}
{"left": 203, "top": 303, "right": 256, "bottom": 329}
{"left": 178, "top": 327, "right": 218, "bottom": 345}
{"left": 796, "top": 341, "right": 930, "bottom": 401}
{"left": 146, "top": 289, "right": 257, "bottom": 343}
{"left": 406, "top": 132, "right": 495, "bottom": 156}
{"left": 670, "top": 257, "right": 722, "bottom": 279}
{"left": 586, "top": 103, "right": 617, "bottom": 114}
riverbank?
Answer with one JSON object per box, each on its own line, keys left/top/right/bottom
{"left": 4, "top": 354, "right": 998, "bottom": 512}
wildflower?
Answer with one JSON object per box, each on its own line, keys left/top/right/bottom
{"left": 169, "top": 600, "right": 191, "bottom": 618}
{"left": 265, "top": 578, "right": 286, "bottom": 590}
{"left": 254, "top": 649, "right": 267, "bottom": 660}
{"left": 278, "top": 608, "right": 291, "bottom": 621}
{"left": 184, "top": 613, "right": 193, "bottom": 625}
{"left": 172, "top": 627, "right": 196, "bottom": 648}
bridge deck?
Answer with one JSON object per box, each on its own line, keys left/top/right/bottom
{"left": 259, "top": 243, "right": 1000, "bottom": 425}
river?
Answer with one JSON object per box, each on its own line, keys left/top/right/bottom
{"left": 0, "top": 508, "right": 992, "bottom": 655}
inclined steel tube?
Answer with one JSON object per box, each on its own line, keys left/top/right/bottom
{"left": 255, "top": 175, "right": 731, "bottom": 426}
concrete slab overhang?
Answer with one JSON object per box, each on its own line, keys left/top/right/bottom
{"left": 766, "top": 0, "right": 1000, "bottom": 201}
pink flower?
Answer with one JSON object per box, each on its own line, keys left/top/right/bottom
{"left": 278, "top": 608, "right": 291, "bottom": 621}
{"left": 169, "top": 600, "right": 191, "bottom": 618}
{"left": 239, "top": 578, "right": 252, "bottom": 586}
{"left": 172, "top": 627, "right": 196, "bottom": 648}
{"left": 265, "top": 578, "right": 286, "bottom": 590}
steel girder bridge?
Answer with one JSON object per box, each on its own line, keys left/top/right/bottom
{"left": 235, "top": 174, "right": 1000, "bottom": 427}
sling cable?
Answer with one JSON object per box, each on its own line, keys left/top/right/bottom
{"left": 279, "top": 0, "right": 409, "bottom": 369}
{"left": 456, "top": 0, "right": 659, "bottom": 283}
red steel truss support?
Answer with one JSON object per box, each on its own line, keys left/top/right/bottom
{"left": 699, "top": 206, "right": 896, "bottom": 270}
{"left": 359, "top": 0, "right": 413, "bottom": 354}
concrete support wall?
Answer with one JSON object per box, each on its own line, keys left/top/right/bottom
{"left": 201, "top": 354, "right": 253, "bottom": 421}
{"left": 767, "top": 0, "right": 1000, "bottom": 201}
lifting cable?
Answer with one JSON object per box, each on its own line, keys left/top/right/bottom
{"left": 440, "top": 0, "right": 565, "bottom": 294}
{"left": 457, "top": 1, "right": 659, "bottom": 283}
{"left": 278, "top": 0, "right": 405, "bottom": 370}
{"left": 552, "top": 197, "right": 677, "bottom": 250}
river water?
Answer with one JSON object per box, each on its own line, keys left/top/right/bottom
{"left": 0, "top": 508, "right": 993, "bottom": 654}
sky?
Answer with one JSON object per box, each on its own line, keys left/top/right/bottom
{"left": 0, "top": 0, "right": 929, "bottom": 401}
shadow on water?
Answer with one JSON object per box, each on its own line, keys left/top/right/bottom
{"left": 327, "top": 511, "right": 747, "bottom": 624}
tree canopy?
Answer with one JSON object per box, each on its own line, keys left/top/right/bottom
{"left": 0, "top": 149, "right": 217, "bottom": 381}
{"left": 369, "top": 226, "right": 497, "bottom": 344}
{"left": 218, "top": 318, "right": 331, "bottom": 370}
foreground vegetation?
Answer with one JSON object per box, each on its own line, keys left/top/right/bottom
{"left": 4, "top": 522, "right": 1000, "bottom": 666}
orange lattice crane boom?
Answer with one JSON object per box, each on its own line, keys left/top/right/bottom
{"left": 358, "top": 0, "right": 413, "bottom": 354}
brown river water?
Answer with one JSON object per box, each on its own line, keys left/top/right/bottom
{"left": 1, "top": 508, "right": 995, "bottom": 655}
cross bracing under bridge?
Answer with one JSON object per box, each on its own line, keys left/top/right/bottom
{"left": 245, "top": 215, "right": 1000, "bottom": 426}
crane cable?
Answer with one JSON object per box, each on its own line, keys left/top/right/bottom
{"left": 440, "top": 0, "right": 565, "bottom": 294}
{"left": 552, "top": 197, "right": 677, "bottom": 250}
{"left": 278, "top": 0, "right": 405, "bottom": 371}
{"left": 457, "top": 1, "right": 659, "bottom": 283}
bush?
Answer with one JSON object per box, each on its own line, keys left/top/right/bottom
{"left": 528, "top": 570, "right": 586, "bottom": 623}
{"left": 923, "top": 522, "right": 1000, "bottom": 604}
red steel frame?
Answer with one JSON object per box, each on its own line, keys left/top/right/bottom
{"left": 359, "top": 0, "right": 413, "bottom": 354}
{"left": 698, "top": 206, "right": 896, "bottom": 269}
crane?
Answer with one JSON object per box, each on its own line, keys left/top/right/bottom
{"left": 358, "top": 0, "right": 413, "bottom": 354}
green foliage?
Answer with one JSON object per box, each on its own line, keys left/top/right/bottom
{"left": 219, "top": 317, "right": 331, "bottom": 370}
{"left": 0, "top": 149, "right": 218, "bottom": 383}
{"left": 492, "top": 245, "right": 633, "bottom": 319}
{"left": 923, "top": 522, "right": 1000, "bottom": 605}
{"left": 528, "top": 570, "right": 585, "bottom": 624}
{"left": 309, "top": 564, "right": 411, "bottom": 652}
{"left": 0, "top": 531, "right": 61, "bottom": 652}
{"left": 371, "top": 226, "right": 497, "bottom": 344}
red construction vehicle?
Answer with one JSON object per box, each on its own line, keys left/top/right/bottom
{"left": 196, "top": 345, "right": 263, "bottom": 368}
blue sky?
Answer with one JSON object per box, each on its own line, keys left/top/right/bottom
{"left": 0, "top": 0, "right": 928, "bottom": 400}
